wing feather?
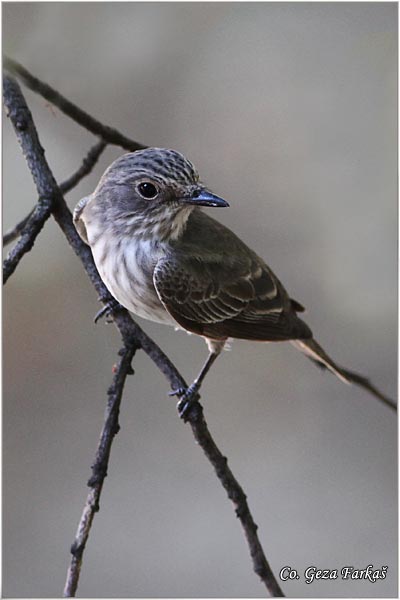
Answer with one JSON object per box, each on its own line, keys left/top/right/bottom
{"left": 154, "top": 255, "right": 312, "bottom": 342}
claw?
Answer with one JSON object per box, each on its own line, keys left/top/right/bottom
{"left": 172, "top": 382, "right": 201, "bottom": 420}
{"left": 94, "top": 299, "right": 122, "bottom": 324}
{"left": 177, "top": 395, "right": 202, "bottom": 421}
{"left": 177, "top": 397, "right": 193, "bottom": 420}
{"left": 169, "top": 387, "right": 186, "bottom": 398}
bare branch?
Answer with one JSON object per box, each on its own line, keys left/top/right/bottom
{"left": 3, "top": 75, "right": 56, "bottom": 282}
{"left": 60, "top": 138, "right": 107, "bottom": 194}
{"left": 3, "top": 136, "right": 106, "bottom": 283}
{"left": 4, "top": 71, "right": 284, "bottom": 597}
{"left": 3, "top": 202, "right": 52, "bottom": 282}
{"left": 3, "top": 139, "right": 106, "bottom": 251}
{"left": 63, "top": 344, "right": 137, "bottom": 597}
{"left": 4, "top": 57, "right": 146, "bottom": 152}
{"left": 3, "top": 210, "right": 33, "bottom": 246}
{"left": 187, "top": 402, "right": 284, "bottom": 597}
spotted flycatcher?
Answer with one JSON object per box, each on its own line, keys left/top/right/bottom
{"left": 74, "top": 148, "right": 395, "bottom": 415}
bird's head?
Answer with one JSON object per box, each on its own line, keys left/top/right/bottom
{"left": 74, "top": 148, "right": 229, "bottom": 243}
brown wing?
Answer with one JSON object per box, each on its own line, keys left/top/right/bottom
{"left": 153, "top": 255, "right": 312, "bottom": 342}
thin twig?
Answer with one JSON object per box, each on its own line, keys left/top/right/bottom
{"left": 3, "top": 134, "right": 106, "bottom": 277}
{"left": 3, "top": 139, "right": 107, "bottom": 247}
{"left": 3, "top": 210, "right": 33, "bottom": 245}
{"left": 187, "top": 402, "right": 284, "bottom": 596}
{"left": 60, "top": 138, "right": 107, "bottom": 194}
{"left": 3, "top": 203, "right": 52, "bottom": 283}
{"left": 4, "top": 57, "right": 146, "bottom": 152}
{"left": 4, "top": 71, "right": 284, "bottom": 597}
{"left": 63, "top": 344, "right": 137, "bottom": 597}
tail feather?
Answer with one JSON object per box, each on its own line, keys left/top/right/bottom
{"left": 291, "top": 338, "right": 396, "bottom": 412}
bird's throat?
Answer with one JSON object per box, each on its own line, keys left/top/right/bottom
{"left": 127, "top": 205, "right": 194, "bottom": 242}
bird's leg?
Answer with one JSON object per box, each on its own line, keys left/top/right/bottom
{"left": 173, "top": 351, "right": 220, "bottom": 419}
{"left": 170, "top": 339, "right": 226, "bottom": 420}
{"left": 94, "top": 297, "right": 123, "bottom": 324}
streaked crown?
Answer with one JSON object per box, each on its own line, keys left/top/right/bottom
{"left": 98, "top": 147, "right": 200, "bottom": 190}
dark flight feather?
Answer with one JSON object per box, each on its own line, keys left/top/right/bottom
{"left": 153, "top": 211, "right": 312, "bottom": 342}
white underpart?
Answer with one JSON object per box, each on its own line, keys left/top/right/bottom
{"left": 78, "top": 203, "right": 230, "bottom": 351}
{"left": 89, "top": 231, "right": 175, "bottom": 325}
{"left": 75, "top": 195, "right": 194, "bottom": 329}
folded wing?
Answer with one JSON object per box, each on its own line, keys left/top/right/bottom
{"left": 153, "top": 254, "right": 312, "bottom": 342}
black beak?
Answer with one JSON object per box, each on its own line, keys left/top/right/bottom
{"left": 181, "top": 188, "right": 229, "bottom": 208}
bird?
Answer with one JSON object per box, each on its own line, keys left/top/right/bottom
{"left": 73, "top": 147, "right": 396, "bottom": 416}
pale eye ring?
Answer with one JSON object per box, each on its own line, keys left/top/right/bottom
{"left": 137, "top": 181, "right": 159, "bottom": 199}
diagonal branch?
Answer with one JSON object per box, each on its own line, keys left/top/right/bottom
{"left": 3, "top": 135, "right": 106, "bottom": 279}
{"left": 187, "top": 402, "right": 284, "bottom": 596}
{"left": 60, "top": 138, "right": 107, "bottom": 194}
{"left": 4, "top": 57, "right": 146, "bottom": 152}
{"left": 4, "top": 71, "right": 284, "bottom": 597}
{"left": 3, "top": 139, "right": 107, "bottom": 247}
{"left": 63, "top": 343, "right": 138, "bottom": 598}
{"left": 3, "top": 74, "right": 57, "bottom": 282}
{"left": 4, "top": 210, "right": 32, "bottom": 246}
{"left": 3, "top": 199, "right": 53, "bottom": 283}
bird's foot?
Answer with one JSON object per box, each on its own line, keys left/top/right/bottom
{"left": 94, "top": 298, "right": 123, "bottom": 324}
{"left": 169, "top": 383, "right": 201, "bottom": 421}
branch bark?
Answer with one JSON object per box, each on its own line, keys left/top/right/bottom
{"left": 4, "top": 57, "right": 146, "bottom": 152}
{"left": 4, "top": 69, "right": 284, "bottom": 597}
{"left": 4, "top": 210, "right": 33, "bottom": 246}
{"left": 3, "top": 138, "right": 107, "bottom": 280}
{"left": 63, "top": 344, "right": 138, "bottom": 597}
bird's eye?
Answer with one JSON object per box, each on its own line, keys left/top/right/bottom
{"left": 137, "top": 181, "right": 159, "bottom": 199}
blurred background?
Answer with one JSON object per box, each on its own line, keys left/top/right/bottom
{"left": 3, "top": 3, "right": 397, "bottom": 598}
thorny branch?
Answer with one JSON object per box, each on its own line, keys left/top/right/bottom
{"left": 3, "top": 63, "right": 284, "bottom": 597}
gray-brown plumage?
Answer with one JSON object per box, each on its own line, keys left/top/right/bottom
{"left": 74, "top": 148, "right": 395, "bottom": 414}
